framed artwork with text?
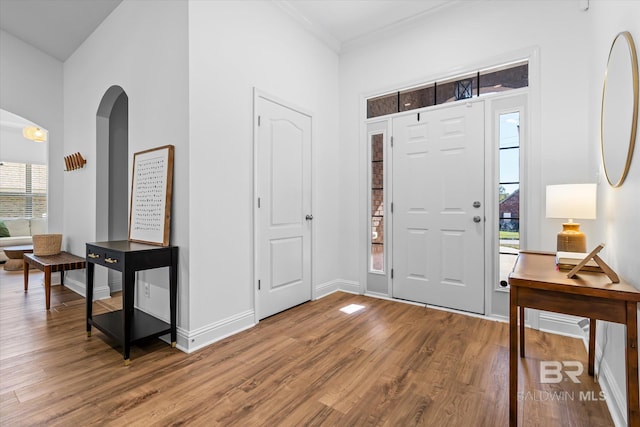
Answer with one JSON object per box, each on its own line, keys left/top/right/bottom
{"left": 128, "top": 145, "right": 174, "bottom": 246}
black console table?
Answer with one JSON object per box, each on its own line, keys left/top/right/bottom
{"left": 86, "top": 240, "right": 178, "bottom": 365}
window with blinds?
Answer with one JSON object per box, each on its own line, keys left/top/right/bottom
{"left": 0, "top": 162, "right": 48, "bottom": 218}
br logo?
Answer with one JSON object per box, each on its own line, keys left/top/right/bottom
{"left": 540, "top": 361, "right": 584, "bottom": 383}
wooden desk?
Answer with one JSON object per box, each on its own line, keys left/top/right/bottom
{"left": 85, "top": 240, "right": 178, "bottom": 365}
{"left": 23, "top": 252, "right": 86, "bottom": 309}
{"left": 508, "top": 251, "right": 640, "bottom": 427}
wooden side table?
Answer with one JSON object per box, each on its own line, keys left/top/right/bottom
{"left": 23, "top": 252, "right": 86, "bottom": 309}
{"left": 508, "top": 251, "right": 640, "bottom": 427}
{"left": 3, "top": 245, "right": 33, "bottom": 271}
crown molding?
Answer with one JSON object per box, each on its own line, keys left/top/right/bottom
{"left": 340, "top": 1, "right": 463, "bottom": 54}
{"left": 272, "top": 0, "right": 342, "bottom": 53}
{"left": 274, "top": 0, "right": 466, "bottom": 55}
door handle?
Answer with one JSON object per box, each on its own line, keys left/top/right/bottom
{"left": 473, "top": 216, "right": 482, "bottom": 223}
{"left": 305, "top": 214, "right": 313, "bottom": 221}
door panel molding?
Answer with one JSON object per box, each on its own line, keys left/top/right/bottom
{"left": 254, "top": 89, "right": 312, "bottom": 321}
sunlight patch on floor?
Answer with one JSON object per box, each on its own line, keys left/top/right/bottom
{"left": 340, "top": 304, "right": 365, "bottom": 314}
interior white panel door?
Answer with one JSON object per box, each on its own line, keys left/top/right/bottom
{"left": 256, "top": 96, "right": 312, "bottom": 320}
{"left": 392, "top": 101, "right": 485, "bottom": 314}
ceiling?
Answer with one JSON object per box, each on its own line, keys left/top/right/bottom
{"left": 0, "top": 108, "right": 38, "bottom": 129}
{"left": 0, "top": 0, "right": 122, "bottom": 62}
{"left": 0, "top": 0, "right": 459, "bottom": 61}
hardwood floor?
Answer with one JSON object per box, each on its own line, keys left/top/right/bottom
{"left": 0, "top": 267, "right": 613, "bottom": 426}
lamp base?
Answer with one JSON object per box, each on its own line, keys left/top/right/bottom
{"left": 557, "top": 223, "right": 586, "bottom": 252}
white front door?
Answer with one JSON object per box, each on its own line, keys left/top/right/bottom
{"left": 392, "top": 101, "right": 485, "bottom": 314}
{"left": 256, "top": 95, "right": 312, "bottom": 320}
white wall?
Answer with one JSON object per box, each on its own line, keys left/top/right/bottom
{"left": 187, "top": 0, "right": 340, "bottom": 349}
{"left": 62, "top": 0, "right": 190, "bottom": 329}
{"left": 0, "top": 30, "right": 63, "bottom": 231}
{"left": 587, "top": 2, "right": 640, "bottom": 425}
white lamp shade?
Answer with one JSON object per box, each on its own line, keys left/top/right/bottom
{"left": 546, "top": 183, "right": 597, "bottom": 220}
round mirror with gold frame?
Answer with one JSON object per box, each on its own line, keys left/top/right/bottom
{"left": 601, "top": 31, "right": 639, "bottom": 188}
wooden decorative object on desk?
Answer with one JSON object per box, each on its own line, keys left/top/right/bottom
{"left": 566, "top": 243, "right": 620, "bottom": 283}
{"left": 557, "top": 250, "right": 603, "bottom": 272}
{"left": 64, "top": 152, "right": 87, "bottom": 171}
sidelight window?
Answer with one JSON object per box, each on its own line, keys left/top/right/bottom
{"left": 498, "top": 112, "right": 520, "bottom": 288}
{"left": 370, "top": 133, "right": 384, "bottom": 272}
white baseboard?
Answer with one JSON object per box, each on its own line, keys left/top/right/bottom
{"left": 338, "top": 279, "right": 361, "bottom": 294}
{"left": 596, "top": 353, "right": 626, "bottom": 427}
{"left": 63, "top": 277, "right": 111, "bottom": 301}
{"left": 538, "top": 311, "right": 584, "bottom": 338}
{"left": 315, "top": 279, "right": 361, "bottom": 298}
{"left": 178, "top": 309, "right": 256, "bottom": 353}
{"left": 584, "top": 331, "right": 627, "bottom": 427}
{"left": 314, "top": 279, "right": 340, "bottom": 298}
{"left": 108, "top": 278, "right": 122, "bottom": 292}
{"left": 364, "top": 290, "right": 394, "bottom": 300}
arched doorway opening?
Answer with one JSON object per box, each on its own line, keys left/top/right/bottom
{"left": 0, "top": 109, "right": 49, "bottom": 263}
{"left": 96, "top": 86, "right": 128, "bottom": 291}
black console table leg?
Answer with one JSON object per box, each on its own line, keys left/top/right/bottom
{"left": 170, "top": 247, "right": 178, "bottom": 347}
{"left": 86, "top": 263, "right": 94, "bottom": 336}
{"left": 123, "top": 267, "right": 135, "bottom": 365}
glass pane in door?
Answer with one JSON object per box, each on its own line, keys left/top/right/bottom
{"left": 371, "top": 133, "right": 384, "bottom": 272}
{"left": 498, "top": 112, "right": 520, "bottom": 288}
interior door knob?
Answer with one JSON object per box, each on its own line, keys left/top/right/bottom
{"left": 473, "top": 216, "right": 482, "bottom": 223}
{"left": 305, "top": 214, "right": 313, "bottom": 221}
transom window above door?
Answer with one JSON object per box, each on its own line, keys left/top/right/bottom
{"left": 367, "top": 61, "right": 528, "bottom": 119}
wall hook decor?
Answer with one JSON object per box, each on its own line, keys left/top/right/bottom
{"left": 64, "top": 152, "right": 87, "bottom": 171}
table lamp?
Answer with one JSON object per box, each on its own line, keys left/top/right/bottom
{"left": 546, "top": 183, "right": 597, "bottom": 252}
